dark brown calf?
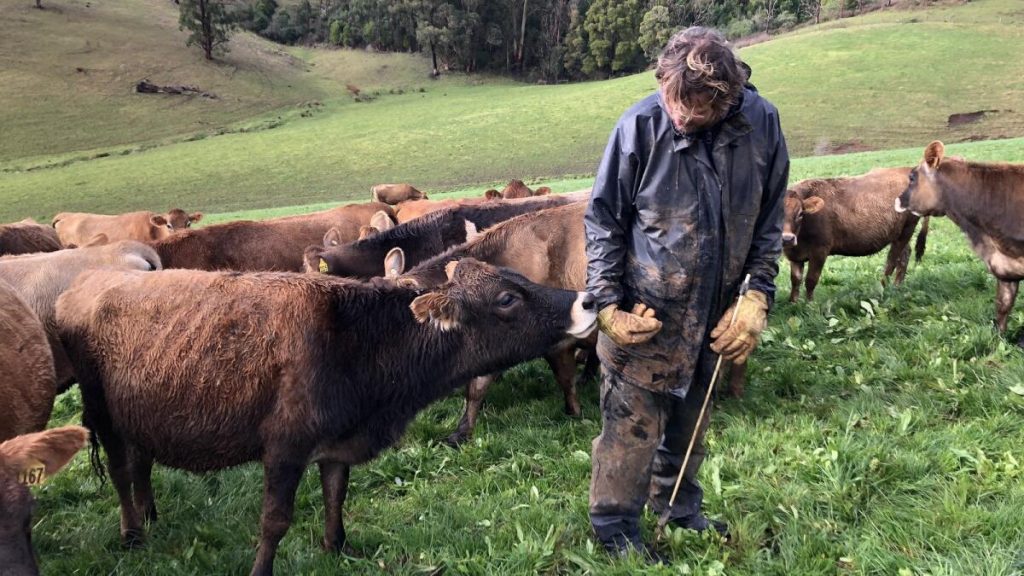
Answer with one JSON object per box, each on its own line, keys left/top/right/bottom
{"left": 0, "top": 219, "right": 62, "bottom": 257}
{"left": 57, "top": 261, "right": 596, "bottom": 575}
{"left": 154, "top": 202, "right": 392, "bottom": 271}
{"left": 897, "top": 141, "right": 1024, "bottom": 342}
{"left": 783, "top": 167, "right": 929, "bottom": 302}
{"left": 311, "top": 193, "right": 586, "bottom": 279}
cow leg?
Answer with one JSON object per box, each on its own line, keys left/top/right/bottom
{"left": 884, "top": 225, "right": 915, "bottom": 285}
{"left": 131, "top": 450, "right": 158, "bottom": 524}
{"left": 104, "top": 437, "right": 145, "bottom": 547}
{"left": 995, "top": 280, "right": 1019, "bottom": 335}
{"left": 804, "top": 256, "right": 826, "bottom": 301}
{"left": 318, "top": 461, "right": 352, "bottom": 554}
{"left": 545, "top": 344, "right": 581, "bottom": 418}
{"left": 727, "top": 361, "right": 747, "bottom": 398}
{"left": 579, "top": 345, "right": 600, "bottom": 387}
{"left": 446, "top": 375, "right": 494, "bottom": 447}
{"left": 789, "top": 260, "right": 804, "bottom": 302}
{"left": 251, "top": 460, "right": 305, "bottom": 576}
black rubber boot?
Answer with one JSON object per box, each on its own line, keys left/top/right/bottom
{"left": 600, "top": 533, "right": 671, "bottom": 565}
{"left": 670, "top": 514, "right": 731, "bottom": 542}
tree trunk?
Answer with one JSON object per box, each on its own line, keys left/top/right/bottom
{"left": 200, "top": 0, "right": 214, "bottom": 60}
{"left": 517, "top": 0, "right": 528, "bottom": 71}
{"left": 430, "top": 42, "right": 439, "bottom": 76}
{"left": 35, "top": 0, "right": 42, "bottom": 8}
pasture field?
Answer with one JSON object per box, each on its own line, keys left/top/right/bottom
{"left": 2, "top": 0, "right": 1023, "bottom": 222}
{"left": 34, "top": 142, "right": 1024, "bottom": 575}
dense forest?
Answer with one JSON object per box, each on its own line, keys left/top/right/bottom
{"left": 233, "top": 0, "right": 893, "bottom": 81}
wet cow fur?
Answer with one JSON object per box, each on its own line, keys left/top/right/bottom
{"left": 0, "top": 278, "right": 56, "bottom": 441}
{"left": 153, "top": 202, "right": 393, "bottom": 271}
{"left": 310, "top": 193, "right": 586, "bottom": 279}
{"left": 0, "top": 426, "right": 89, "bottom": 575}
{"left": 0, "top": 219, "right": 62, "bottom": 257}
{"left": 52, "top": 209, "right": 202, "bottom": 247}
{"left": 897, "top": 141, "right": 1024, "bottom": 343}
{"left": 0, "top": 240, "right": 161, "bottom": 393}
{"left": 783, "top": 167, "right": 929, "bottom": 302}
{"left": 56, "top": 260, "right": 596, "bottom": 575}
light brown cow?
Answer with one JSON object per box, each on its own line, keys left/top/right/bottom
{"left": 0, "top": 219, "right": 62, "bottom": 257}
{"left": 153, "top": 202, "right": 393, "bottom": 271}
{"left": 0, "top": 426, "right": 89, "bottom": 574}
{"left": 783, "top": 167, "right": 929, "bottom": 301}
{"left": 495, "top": 179, "right": 552, "bottom": 199}
{"left": 371, "top": 183, "right": 428, "bottom": 204}
{"left": 0, "top": 240, "right": 162, "bottom": 391}
{"left": 0, "top": 278, "right": 56, "bottom": 441}
{"left": 896, "top": 141, "right": 1024, "bottom": 342}
{"left": 395, "top": 200, "right": 749, "bottom": 442}
{"left": 52, "top": 208, "right": 202, "bottom": 247}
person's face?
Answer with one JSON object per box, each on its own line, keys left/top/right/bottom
{"left": 660, "top": 84, "right": 721, "bottom": 133}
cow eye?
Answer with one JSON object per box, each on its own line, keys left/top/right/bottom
{"left": 185, "top": 221, "right": 191, "bottom": 228}
{"left": 496, "top": 291, "right": 518, "bottom": 308}
{"left": 166, "top": 224, "right": 174, "bottom": 230}
{"left": 909, "top": 171, "right": 917, "bottom": 183}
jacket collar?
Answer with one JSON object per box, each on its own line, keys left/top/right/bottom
{"left": 660, "top": 88, "right": 755, "bottom": 153}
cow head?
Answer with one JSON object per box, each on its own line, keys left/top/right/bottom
{"left": 105, "top": 241, "right": 163, "bottom": 272}
{"left": 499, "top": 180, "right": 533, "bottom": 199}
{"left": 410, "top": 258, "right": 597, "bottom": 346}
{"left": 164, "top": 209, "right": 203, "bottom": 230}
{"left": 896, "top": 141, "right": 948, "bottom": 217}
{"left": 782, "top": 192, "right": 824, "bottom": 247}
{"left": 0, "top": 426, "right": 89, "bottom": 576}
{"left": 484, "top": 189, "right": 501, "bottom": 201}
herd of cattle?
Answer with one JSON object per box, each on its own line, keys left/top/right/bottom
{"left": 1, "top": 143, "right": 1022, "bottom": 574}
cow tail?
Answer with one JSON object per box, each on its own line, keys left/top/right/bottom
{"left": 914, "top": 216, "right": 930, "bottom": 263}
{"left": 75, "top": 357, "right": 110, "bottom": 485}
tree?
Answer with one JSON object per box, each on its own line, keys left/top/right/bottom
{"left": 583, "top": 0, "right": 644, "bottom": 76}
{"left": 179, "top": 0, "right": 236, "bottom": 60}
{"left": 638, "top": 5, "right": 674, "bottom": 61}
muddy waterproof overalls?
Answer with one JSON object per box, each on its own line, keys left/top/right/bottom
{"left": 584, "top": 85, "right": 789, "bottom": 545}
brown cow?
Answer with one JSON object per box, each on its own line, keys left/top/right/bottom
{"left": 57, "top": 260, "right": 596, "bottom": 575}
{"left": 52, "top": 209, "right": 202, "bottom": 247}
{"left": 496, "top": 179, "right": 551, "bottom": 199}
{"left": 393, "top": 197, "right": 491, "bottom": 224}
{"left": 0, "top": 426, "right": 89, "bottom": 575}
{"left": 0, "top": 240, "right": 162, "bottom": 392}
{"left": 896, "top": 141, "right": 1024, "bottom": 342}
{"left": 153, "top": 202, "right": 392, "bottom": 271}
{"left": 0, "top": 278, "right": 56, "bottom": 441}
{"left": 395, "top": 201, "right": 746, "bottom": 442}
{"left": 783, "top": 167, "right": 929, "bottom": 302}
{"left": 0, "top": 219, "right": 62, "bottom": 257}
{"left": 371, "top": 183, "right": 427, "bottom": 204}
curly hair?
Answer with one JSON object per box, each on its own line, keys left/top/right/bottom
{"left": 655, "top": 27, "right": 747, "bottom": 129}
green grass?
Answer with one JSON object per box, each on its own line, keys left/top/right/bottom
{"left": 30, "top": 145, "right": 1024, "bottom": 575}
{"left": 2, "top": 0, "right": 1022, "bottom": 223}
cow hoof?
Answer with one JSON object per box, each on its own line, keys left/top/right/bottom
{"left": 564, "top": 405, "right": 582, "bottom": 418}
{"left": 323, "top": 540, "right": 359, "bottom": 557}
{"left": 121, "top": 529, "right": 146, "bottom": 549}
{"left": 443, "top": 432, "right": 470, "bottom": 448}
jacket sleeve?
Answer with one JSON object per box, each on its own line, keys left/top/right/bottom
{"left": 743, "top": 112, "right": 789, "bottom": 308}
{"left": 585, "top": 122, "right": 639, "bottom": 310}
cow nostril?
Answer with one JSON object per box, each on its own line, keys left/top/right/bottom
{"left": 581, "top": 293, "right": 596, "bottom": 311}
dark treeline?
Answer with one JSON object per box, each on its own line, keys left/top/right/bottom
{"left": 233, "top": 0, "right": 892, "bottom": 81}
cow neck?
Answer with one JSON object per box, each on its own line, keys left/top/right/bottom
{"left": 939, "top": 162, "right": 1024, "bottom": 245}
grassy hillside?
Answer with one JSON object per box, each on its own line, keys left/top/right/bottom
{"left": 0, "top": 0, "right": 471, "bottom": 163}
{"left": 33, "top": 146, "right": 1024, "bottom": 575}
{"left": 2, "top": 0, "right": 1022, "bottom": 223}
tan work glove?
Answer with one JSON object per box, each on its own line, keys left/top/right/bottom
{"left": 598, "top": 303, "right": 663, "bottom": 346}
{"left": 709, "top": 290, "right": 769, "bottom": 364}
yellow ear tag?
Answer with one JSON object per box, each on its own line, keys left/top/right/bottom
{"left": 18, "top": 460, "right": 47, "bottom": 486}
{"left": 318, "top": 258, "right": 329, "bottom": 274}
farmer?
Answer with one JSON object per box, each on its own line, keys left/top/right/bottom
{"left": 585, "top": 26, "right": 789, "bottom": 561}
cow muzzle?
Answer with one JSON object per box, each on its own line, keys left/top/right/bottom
{"left": 781, "top": 233, "right": 797, "bottom": 247}
{"left": 568, "top": 293, "right": 598, "bottom": 338}
{"left": 894, "top": 197, "right": 908, "bottom": 214}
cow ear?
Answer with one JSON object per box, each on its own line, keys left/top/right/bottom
{"left": 924, "top": 141, "right": 945, "bottom": 169}
{"left": 802, "top": 197, "right": 825, "bottom": 214}
{"left": 534, "top": 186, "right": 551, "bottom": 196}
{"left": 358, "top": 226, "right": 377, "bottom": 240}
{"left": 410, "top": 291, "right": 459, "bottom": 330}
{"left": 189, "top": 212, "right": 203, "bottom": 223}
{"left": 150, "top": 215, "right": 168, "bottom": 227}
{"left": 384, "top": 247, "right": 405, "bottom": 278}
{"left": 323, "top": 227, "right": 344, "bottom": 247}
{"left": 484, "top": 189, "right": 501, "bottom": 200}
{"left": 370, "top": 210, "right": 394, "bottom": 232}
{"left": 83, "top": 233, "right": 108, "bottom": 247}
{"left": 444, "top": 260, "right": 459, "bottom": 281}
{"left": 0, "top": 426, "right": 89, "bottom": 485}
